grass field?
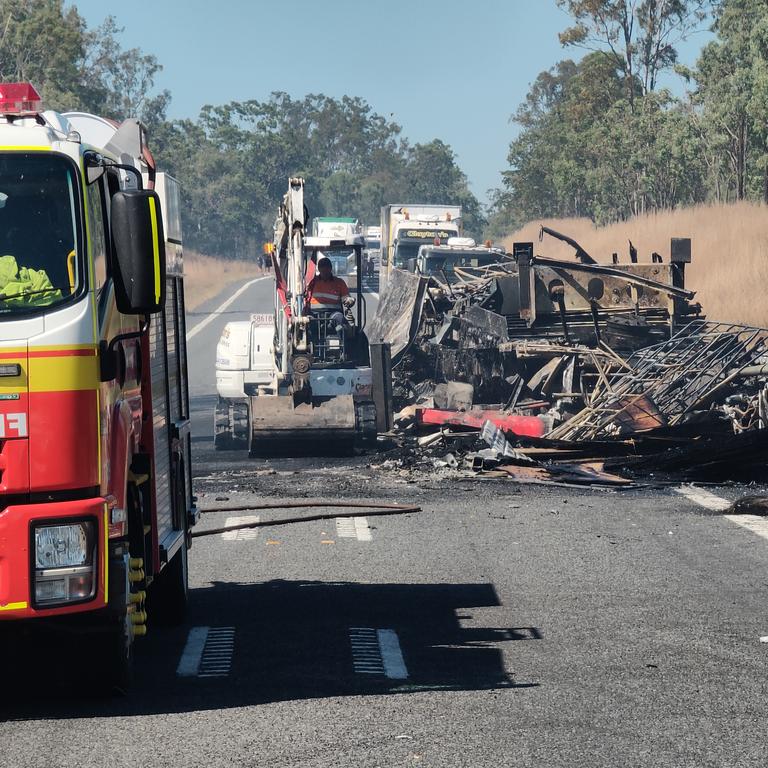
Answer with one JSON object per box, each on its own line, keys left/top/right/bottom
{"left": 183, "top": 251, "right": 264, "bottom": 310}
{"left": 502, "top": 202, "right": 768, "bottom": 327}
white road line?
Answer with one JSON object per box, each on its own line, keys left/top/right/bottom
{"left": 377, "top": 629, "right": 408, "bottom": 679}
{"left": 675, "top": 485, "right": 731, "bottom": 512}
{"left": 349, "top": 627, "right": 408, "bottom": 679}
{"left": 724, "top": 514, "right": 768, "bottom": 542}
{"left": 197, "top": 627, "right": 236, "bottom": 678}
{"left": 336, "top": 516, "right": 372, "bottom": 541}
{"left": 222, "top": 515, "right": 260, "bottom": 541}
{"left": 176, "top": 626, "right": 209, "bottom": 676}
{"left": 676, "top": 485, "right": 768, "bottom": 542}
{"left": 177, "top": 626, "right": 235, "bottom": 678}
{"left": 349, "top": 628, "right": 385, "bottom": 674}
{"left": 354, "top": 517, "right": 372, "bottom": 541}
{"left": 186, "top": 277, "right": 269, "bottom": 341}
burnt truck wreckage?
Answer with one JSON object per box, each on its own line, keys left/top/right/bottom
{"left": 368, "top": 227, "right": 768, "bottom": 484}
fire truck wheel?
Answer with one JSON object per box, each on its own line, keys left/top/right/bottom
{"left": 147, "top": 538, "right": 189, "bottom": 626}
{"left": 90, "top": 613, "right": 133, "bottom": 696}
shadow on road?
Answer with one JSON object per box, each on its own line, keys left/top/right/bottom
{"left": 2, "top": 579, "right": 540, "bottom": 720}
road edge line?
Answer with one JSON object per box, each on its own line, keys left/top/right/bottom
{"left": 187, "top": 276, "right": 270, "bottom": 341}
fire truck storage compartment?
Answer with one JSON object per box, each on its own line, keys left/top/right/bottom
{"left": 149, "top": 173, "right": 192, "bottom": 558}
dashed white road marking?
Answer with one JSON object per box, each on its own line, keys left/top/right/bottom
{"left": 177, "top": 626, "right": 209, "bottom": 676}
{"left": 186, "top": 277, "right": 269, "bottom": 341}
{"left": 675, "top": 485, "right": 731, "bottom": 512}
{"left": 676, "top": 485, "right": 768, "bottom": 542}
{"left": 177, "top": 626, "right": 236, "bottom": 678}
{"left": 336, "top": 516, "right": 372, "bottom": 541}
{"left": 222, "top": 515, "right": 260, "bottom": 541}
{"left": 723, "top": 514, "right": 768, "bottom": 542}
{"left": 349, "top": 627, "right": 408, "bottom": 679}
{"left": 377, "top": 629, "right": 409, "bottom": 679}
{"left": 198, "top": 627, "right": 236, "bottom": 678}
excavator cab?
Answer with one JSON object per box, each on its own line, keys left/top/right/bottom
{"left": 305, "top": 238, "right": 369, "bottom": 367}
{"left": 310, "top": 309, "right": 348, "bottom": 363}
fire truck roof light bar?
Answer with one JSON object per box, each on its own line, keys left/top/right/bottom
{"left": 0, "top": 82, "right": 42, "bottom": 115}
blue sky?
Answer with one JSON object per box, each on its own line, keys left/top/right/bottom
{"left": 70, "top": 0, "right": 713, "bottom": 205}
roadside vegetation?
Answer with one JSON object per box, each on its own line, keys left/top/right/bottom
{"left": 183, "top": 251, "right": 263, "bottom": 311}
{"left": 487, "top": 1, "right": 768, "bottom": 237}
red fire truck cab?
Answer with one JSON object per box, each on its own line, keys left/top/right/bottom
{"left": 0, "top": 83, "right": 196, "bottom": 688}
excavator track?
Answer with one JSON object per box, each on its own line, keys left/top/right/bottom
{"left": 213, "top": 398, "right": 249, "bottom": 450}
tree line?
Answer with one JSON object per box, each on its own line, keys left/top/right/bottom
{"left": 0, "top": 0, "right": 482, "bottom": 259}
{"left": 2, "top": 1, "right": 766, "bottom": 254}
{"left": 487, "top": 0, "right": 768, "bottom": 235}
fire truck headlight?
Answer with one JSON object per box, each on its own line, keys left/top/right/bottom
{"left": 33, "top": 522, "right": 97, "bottom": 607}
{"left": 35, "top": 522, "right": 92, "bottom": 568}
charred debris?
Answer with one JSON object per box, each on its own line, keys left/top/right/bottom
{"left": 368, "top": 227, "right": 768, "bottom": 487}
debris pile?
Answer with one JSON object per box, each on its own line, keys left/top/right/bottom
{"left": 370, "top": 230, "right": 768, "bottom": 486}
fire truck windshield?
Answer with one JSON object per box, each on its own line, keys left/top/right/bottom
{"left": 0, "top": 152, "right": 81, "bottom": 315}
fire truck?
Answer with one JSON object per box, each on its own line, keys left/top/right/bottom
{"left": 0, "top": 83, "right": 195, "bottom": 688}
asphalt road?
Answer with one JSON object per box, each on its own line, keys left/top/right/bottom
{"left": 3, "top": 277, "right": 768, "bottom": 768}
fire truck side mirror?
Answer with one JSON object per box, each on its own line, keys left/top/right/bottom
{"left": 111, "top": 190, "right": 166, "bottom": 314}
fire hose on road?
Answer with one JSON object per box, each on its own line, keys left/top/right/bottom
{"left": 191, "top": 501, "right": 421, "bottom": 538}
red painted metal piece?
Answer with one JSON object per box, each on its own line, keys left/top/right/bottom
{"left": 417, "top": 408, "right": 547, "bottom": 438}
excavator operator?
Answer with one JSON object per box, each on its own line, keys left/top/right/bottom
{"left": 306, "top": 255, "right": 355, "bottom": 331}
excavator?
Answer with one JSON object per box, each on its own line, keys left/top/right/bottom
{"left": 214, "top": 178, "right": 376, "bottom": 455}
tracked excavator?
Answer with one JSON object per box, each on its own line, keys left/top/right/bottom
{"left": 214, "top": 178, "right": 377, "bottom": 454}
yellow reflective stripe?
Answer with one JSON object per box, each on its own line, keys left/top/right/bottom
{"left": 28, "top": 355, "right": 98, "bottom": 392}
{"left": 0, "top": 146, "right": 50, "bottom": 151}
{"left": 148, "top": 196, "right": 161, "bottom": 304}
{"left": 0, "top": 601, "right": 28, "bottom": 611}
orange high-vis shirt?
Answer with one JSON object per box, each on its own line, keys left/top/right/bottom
{"left": 307, "top": 275, "right": 349, "bottom": 309}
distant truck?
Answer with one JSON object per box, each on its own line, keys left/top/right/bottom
{"left": 312, "top": 216, "right": 362, "bottom": 238}
{"left": 363, "top": 225, "right": 381, "bottom": 277}
{"left": 415, "top": 238, "right": 510, "bottom": 282}
{"left": 380, "top": 204, "right": 462, "bottom": 288}
{"left": 311, "top": 217, "right": 361, "bottom": 290}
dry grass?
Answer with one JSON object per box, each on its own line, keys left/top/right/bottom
{"left": 502, "top": 202, "right": 768, "bottom": 327}
{"left": 183, "top": 250, "right": 264, "bottom": 310}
